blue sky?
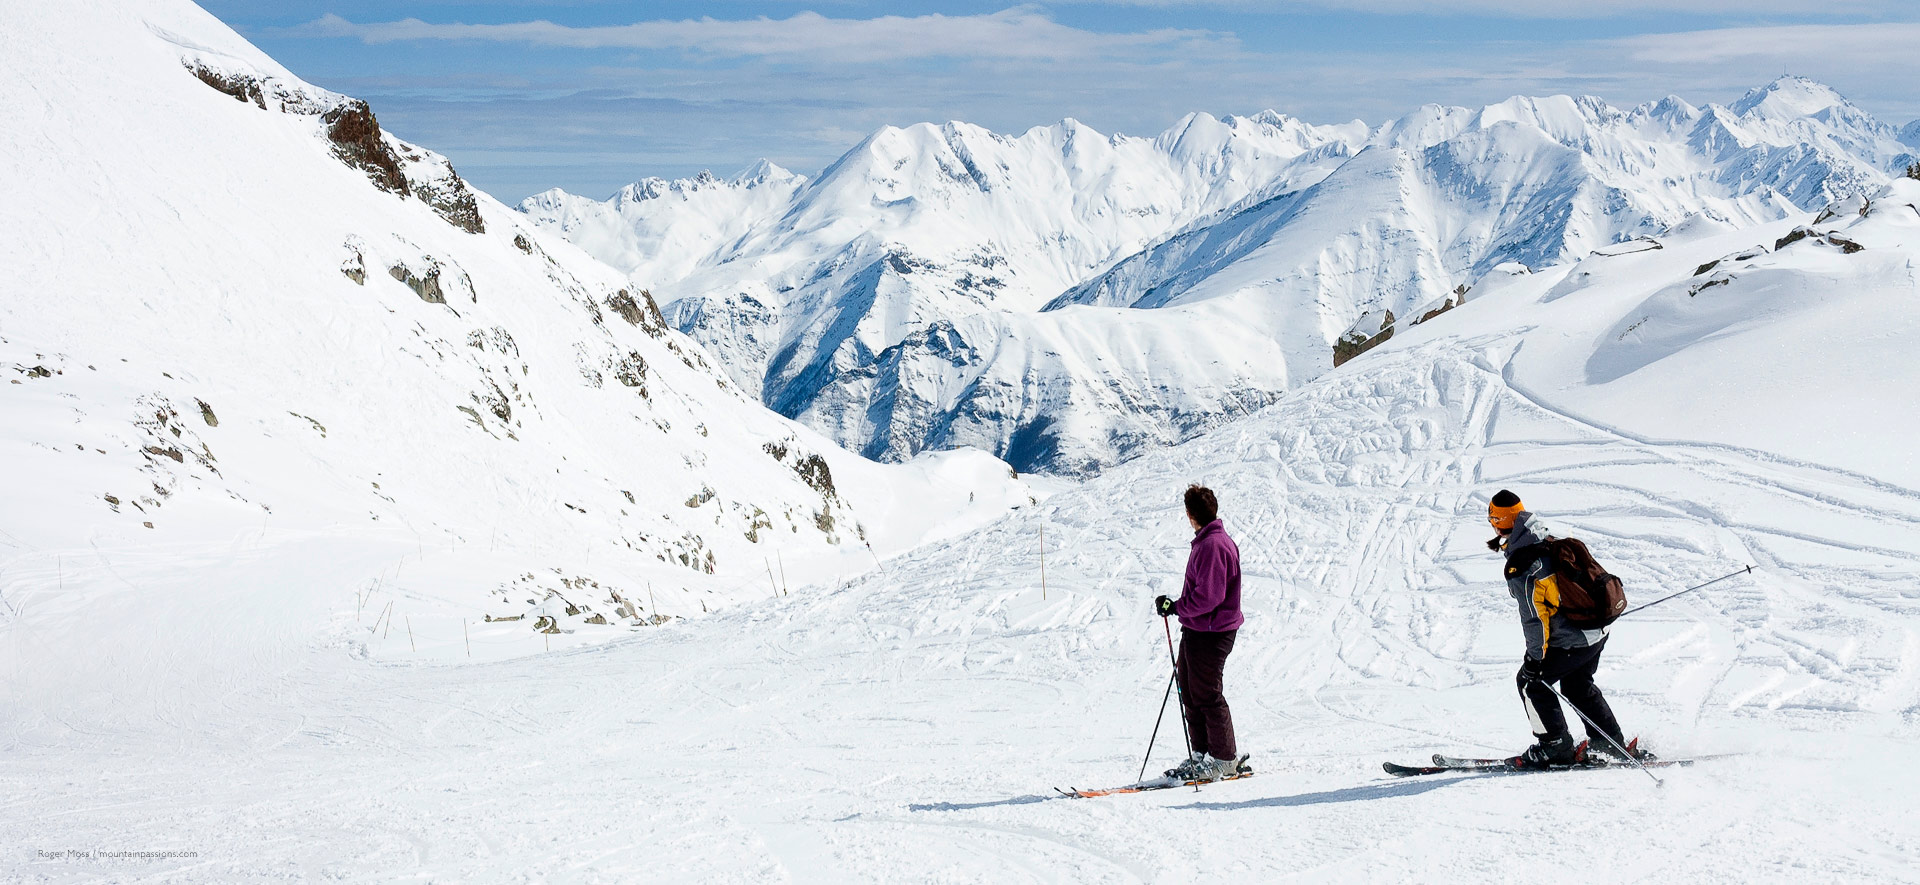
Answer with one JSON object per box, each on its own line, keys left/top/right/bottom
{"left": 201, "top": 1, "right": 1920, "bottom": 203}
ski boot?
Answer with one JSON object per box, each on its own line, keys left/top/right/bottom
{"left": 1166, "top": 752, "right": 1239, "bottom": 783}
{"left": 1509, "top": 734, "right": 1577, "bottom": 769}
{"left": 1165, "top": 752, "right": 1208, "bottom": 781}
{"left": 1584, "top": 736, "right": 1657, "bottom": 764}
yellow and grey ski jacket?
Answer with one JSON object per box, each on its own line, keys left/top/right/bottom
{"left": 1501, "top": 512, "right": 1608, "bottom": 661}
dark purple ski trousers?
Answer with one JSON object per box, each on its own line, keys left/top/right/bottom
{"left": 1177, "top": 626, "right": 1237, "bottom": 760}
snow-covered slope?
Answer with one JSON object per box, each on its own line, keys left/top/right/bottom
{"left": 531, "top": 79, "right": 1916, "bottom": 475}
{"left": 12, "top": 172, "right": 1918, "bottom": 878}
{"left": 0, "top": 0, "right": 1035, "bottom": 638}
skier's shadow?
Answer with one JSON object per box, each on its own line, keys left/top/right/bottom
{"left": 1172, "top": 776, "right": 1460, "bottom": 811}
{"left": 907, "top": 794, "right": 1057, "bottom": 812}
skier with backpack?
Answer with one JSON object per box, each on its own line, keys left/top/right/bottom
{"left": 1487, "top": 489, "right": 1652, "bottom": 767}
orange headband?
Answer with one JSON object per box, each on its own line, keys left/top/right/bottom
{"left": 1488, "top": 499, "right": 1525, "bottom": 530}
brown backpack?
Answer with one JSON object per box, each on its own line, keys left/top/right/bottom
{"left": 1509, "top": 537, "right": 1627, "bottom": 629}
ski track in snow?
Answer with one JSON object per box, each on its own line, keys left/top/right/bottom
{"left": 6, "top": 348, "right": 1918, "bottom": 881}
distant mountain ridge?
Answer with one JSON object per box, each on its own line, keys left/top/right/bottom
{"left": 525, "top": 77, "right": 1920, "bottom": 475}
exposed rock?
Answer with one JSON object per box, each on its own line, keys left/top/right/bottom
{"left": 1689, "top": 277, "right": 1732, "bottom": 296}
{"left": 322, "top": 100, "right": 409, "bottom": 197}
{"left": 189, "top": 63, "right": 265, "bottom": 109}
{"left": 612, "top": 351, "right": 649, "bottom": 396}
{"left": 403, "top": 157, "right": 485, "bottom": 234}
{"left": 475, "top": 380, "right": 512, "bottom": 422}
{"left": 388, "top": 263, "right": 445, "bottom": 304}
{"left": 1775, "top": 225, "right": 1865, "bottom": 254}
{"left": 1333, "top": 309, "right": 1394, "bottom": 369}
{"left": 792, "top": 453, "right": 836, "bottom": 498}
{"left": 182, "top": 60, "right": 483, "bottom": 234}
{"left": 607, "top": 289, "right": 670, "bottom": 338}
{"left": 513, "top": 233, "right": 535, "bottom": 254}
{"left": 196, "top": 399, "right": 218, "bottom": 427}
{"left": 340, "top": 246, "right": 365, "bottom": 285}
{"left": 145, "top": 445, "right": 184, "bottom": 462}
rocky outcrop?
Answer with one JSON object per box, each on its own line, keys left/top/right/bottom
{"left": 1334, "top": 310, "right": 1394, "bottom": 368}
{"left": 607, "top": 289, "right": 669, "bottom": 338}
{"left": 321, "top": 100, "right": 408, "bottom": 197}
{"left": 181, "top": 59, "right": 484, "bottom": 234}
{"left": 388, "top": 263, "right": 446, "bottom": 304}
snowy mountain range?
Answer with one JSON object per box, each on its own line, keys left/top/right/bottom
{"left": 526, "top": 78, "right": 1920, "bottom": 474}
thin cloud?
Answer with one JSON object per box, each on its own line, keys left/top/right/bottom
{"left": 1045, "top": 0, "right": 1910, "bottom": 17}
{"left": 1611, "top": 21, "right": 1920, "bottom": 64}
{"left": 287, "top": 8, "right": 1237, "bottom": 63}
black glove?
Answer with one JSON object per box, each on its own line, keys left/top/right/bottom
{"left": 1486, "top": 536, "right": 1503, "bottom": 552}
{"left": 1519, "top": 658, "right": 1546, "bottom": 683}
{"left": 1155, "top": 595, "right": 1176, "bottom": 617}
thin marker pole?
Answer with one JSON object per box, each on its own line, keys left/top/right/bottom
{"left": 1038, "top": 522, "right": 1048, "bottom": 600}
{"left": 406, "top": 616, "right": 415, "bottom": 653}
{"left": 463, "top": 620, "right": 470, "bottom": 659}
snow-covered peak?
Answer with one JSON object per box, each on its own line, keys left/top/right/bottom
{"left": 1472, "top": 93, "right": 1622, "bottom": 142}
{"left": 1630, "top": 95, "right": 1702, "bottom": 133}
{"left": 1897, "top": 119, "right": 1920, "bottom": 148}
{"left": 1730, "top": 75, "right": 1848, "bottom": 120}
{"left": 733, "top": 158, "right": 798, "bottom": 185}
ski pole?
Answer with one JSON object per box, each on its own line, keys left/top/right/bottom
{"left": 1544, "top": 682, "right": 1661, "bottom": 786}
{"left": 1138, "top": 669, "right": 1178, "bottom": 783}
{"left": 1163, "top": 615, "right": 1194, "bottom": 760}
{"left": 1621, "top": 566, "right": 1752, "bottom": 618}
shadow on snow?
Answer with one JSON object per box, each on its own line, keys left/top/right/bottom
{"left": 906, "top": 774, "right": 1468, "bottom": 813}
{"left": 1172, "top": 776, "right": 1465, "bottom": 811}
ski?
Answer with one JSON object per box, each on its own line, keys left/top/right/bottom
{"left": 1383, "top": 756, "right": 1702, "bottom": 778}
{"left": 1057, "top": 769, "right": 1254, "bottom": 798}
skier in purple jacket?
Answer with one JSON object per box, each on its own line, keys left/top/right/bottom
{"left": 1154, "top": 484, "right": 1248, "bottom": 783}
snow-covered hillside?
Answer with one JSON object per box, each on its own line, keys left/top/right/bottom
{"left": 11, "top": 154, "right": 1918, "bottom": 879}
{"left": 0, "top": 0, "right": 1035, "bottom": 640}
{"left": 531, "top": 79, "right": 1920, "bottom": 475}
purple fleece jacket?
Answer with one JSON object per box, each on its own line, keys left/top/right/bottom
{"left": 1176, "top": 519, "right": 1243, "bottom": 632}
